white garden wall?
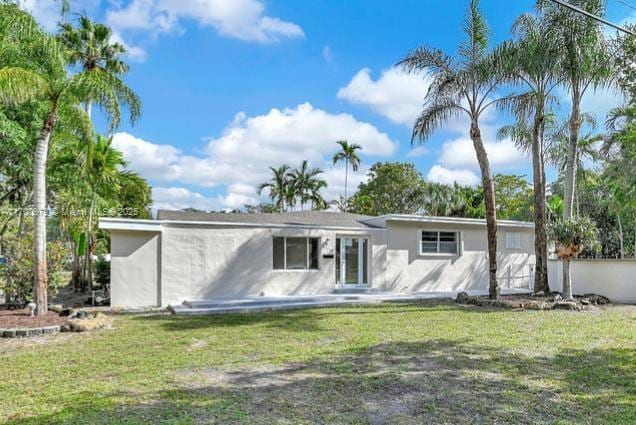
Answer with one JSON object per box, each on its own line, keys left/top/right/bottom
{"left": 548, "top": 259, "right": 636, "bottom": 304}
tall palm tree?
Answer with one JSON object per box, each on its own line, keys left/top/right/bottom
{"left": 289, "top": 160, "right": 327, "bottom": 211}
{"left": 398, "top": 0, "right": 510, "bottom": 299}
{"left": 0, "top": 5, "right": 140, "bottom": 314}
{"left": 497, "top": 13, "right": 561, "bottom": 293}
{"left": 537, "top": 0, "right": 615, "bottom": 299}
{"left": 59, "top": 14, "right": 129, "bottom": 118}
{"left": 78, "top": 135, "right": 129, "bottom": 288}
{"left": 258, "top": 165, "right": 291, "bottom": 212}
{"left": 332, "top": 140, "right": 361, "bottom": 208}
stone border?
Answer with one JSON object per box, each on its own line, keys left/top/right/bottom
{"left": 1, "top": 325, "right": 61, "bottom": 338}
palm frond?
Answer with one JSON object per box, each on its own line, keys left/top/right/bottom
{"left": 0, "top": 67, "right": 48, "bottom": 104}
{"left": 411, "top": 100, "right": 463, "bottom": 143}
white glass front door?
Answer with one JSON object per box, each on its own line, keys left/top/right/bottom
{"left": 336, "top": 237, "right": 368, "bottom": 286}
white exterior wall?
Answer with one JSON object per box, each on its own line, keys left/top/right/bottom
{"left": 381, "top": 221, "right": 535, "bottom": 293}
{"left": 106, "top": 219, "right": 536, "bottom": 307}
{"left": 548, "top": 259, "right": 636, "bottom": 304}
{"left": 159, "top": 225, "right": 386, "bottom": 306}
{"left": 110, "top": 230, "right": 160, "bottom": 307}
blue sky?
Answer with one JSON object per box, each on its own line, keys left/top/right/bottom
{"left": 22, "top": 0, "right": 635, "bottom": 211}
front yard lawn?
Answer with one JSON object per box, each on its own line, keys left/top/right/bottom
{"left": 1, "top": 301, "right": 635, "bottom": 424}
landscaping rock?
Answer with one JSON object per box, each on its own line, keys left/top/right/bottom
{"left": 455, "top": 292, "right": 470, "bottom": 304}
{"left": 59, "top": 308, "right": 75, "bottom": 317}
{"left": 525, "top": 300, "right": 551, "bottom": 310}
{"left": 583, "top": 294, "right": 610, "bottom": 305}
{"left": 66, "top": 313, "right": 112, "bottom": 332}
{"left": 580, "top": 298, "right": 590, "bottom": 306}
{"left": 553, "top": 294, "right": 563, "bottom": 302}
{"left": 48, "top": 304, "right": 64, "bottom": 313}
{"left": 552, "top": 301, "right": 579, "bottom": 311}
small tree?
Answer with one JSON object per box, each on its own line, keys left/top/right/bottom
{"left": 549, "top": 216, "right": 599, "bottom": 299}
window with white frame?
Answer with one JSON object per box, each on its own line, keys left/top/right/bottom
{"left": 505, "top": 232, "right": 522, "bottom": 250}
{"left": 420, "top": 231, "right": 459, "bottom": 255}
{"left": 273, "top": 237, "right": 319, "bottom": 270}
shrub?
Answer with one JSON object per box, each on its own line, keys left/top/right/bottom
{"left": 94, "top": 255, "right": 110, "bottom": 289}
{"left": 549, "top": 216, "right": 600, "bottom": 260}
{"left": 0, "top": 236, "right": 68, "bottom": 306}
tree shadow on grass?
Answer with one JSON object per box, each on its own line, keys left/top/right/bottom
{"left": 10, "top": 338, "right": 635, "bottom": 425}
{"left": 140, "top": 300, "right": 523, "bottom": 334}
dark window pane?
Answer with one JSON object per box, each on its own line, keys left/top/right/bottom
{"left": 362, "top": 239, "right": 368, "bottom": 284}
{"left": 286, "top": 237, "right": 307, "bottom": 270}
{"left": 422, "top": 231, "right": 437, "bottom": 242}
{"left": 335, "top": 238, "right": 341, "bottom": 283}
{"left": 273, "top": 237, "right": 285, "bottom": 269}
{"left": 309, "top": 238, "right": 319, "bottom": 269}
{"left": 439, "top": 232, "right": 457, "bottom": 242}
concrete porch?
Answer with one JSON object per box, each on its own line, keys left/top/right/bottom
{"left": 169, "top": 288, "right": 532, "bottom": 315}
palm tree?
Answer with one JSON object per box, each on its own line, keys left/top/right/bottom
{"left": 0, "top": 5, "right": 140, "bottom": 314}
{"left": 59, "top": 14, "right": 129, "bottom": 118}
{"left": 289, "top": 160, "right": 327, "bottom": 211}
{"left": 332, "top": 140, "right": 361, "bottom": 208}
{"left": 496, "top": 12, "right": 562, "bottom": 294}
{"left": 258, "top": 165, "right": 291, "bottom": 212}
{"left": 398, "top": 0, "right": 511, "bottom": 299}
{"left": 537, "top": 0, "right": 615, "bottom": 299}
{"left": 79, "top": 135, "right": 129, "bottom": 289}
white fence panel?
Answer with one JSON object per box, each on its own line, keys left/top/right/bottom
{"left": 548, "top": 259, "right": 636, "bottom": 304}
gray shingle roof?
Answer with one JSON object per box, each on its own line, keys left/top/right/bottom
{"left": 156, "top": 209, "right": 377, "bottom": 228}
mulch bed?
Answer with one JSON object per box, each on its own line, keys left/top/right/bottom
{"left": 0, "top": 308, "right": 67, "bottom": 329}
{"left": 455, "top": 292, "right": 610, "bottom": 311}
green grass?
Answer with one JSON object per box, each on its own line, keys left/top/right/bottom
{"left": 1, "top": 301, "right": 635, "bottom": 424}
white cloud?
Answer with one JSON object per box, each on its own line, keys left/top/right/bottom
{"left": 106, "top": 0, "right": 304, "bottom": 46}
{"left": 109, "top": 31, "right": 148, "bottom": 62}
{"left": 406, "top": 146, "right": 429, "bottom": 158}
{"left": 557, "top": 86, "right": 625, "bottom": 126}
{"left": 17, "top": 0, "right": 100, "bottom": 32}
{"left": 338, "top": 67, "right": 432, "bottom": 126}
{"left": 438, "top": 137, "right": 527, "bottom": 171}
{"left": 113, "top": 103, "right": 395, "bottom": 210}
{"left": 152, "top": 187, "right": 219, "bottom": 212}
{"left": 426, "top": 165, "right": 480, "bottom": 186}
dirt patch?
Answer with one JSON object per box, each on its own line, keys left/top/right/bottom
{"left": 0, "top": 308, "right": 67, "bottom": 329}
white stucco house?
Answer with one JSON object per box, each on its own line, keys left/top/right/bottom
{"left": 99, "top": 210, "right": 536, "bottom": 308}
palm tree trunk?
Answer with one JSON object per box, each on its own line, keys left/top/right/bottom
{"left": 83, "top": 192, "right": 96, "bottom": 291}
{"left": 33, "top": 110, "right": 57, "bottom": 315}
{"left": 471, "top": 120, "right": 498, "bottom": 299}
{"left": 532, "top": 105, "right": 549, "bottom": 294}
{"left": 344, "top": 160, "right": 349, "bottom": 210}
{"left": 562, "top": 86, "right": 581, "bottom": 300}
{"left": 617, "top": 213, "right": 624, "bottom": 259}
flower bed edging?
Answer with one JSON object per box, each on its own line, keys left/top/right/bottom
{"left": 1, "top": 325, "right": 61, "bottom": 338}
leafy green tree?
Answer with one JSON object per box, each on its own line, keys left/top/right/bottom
{"left": 116, "top": 173, "right": 152, "bottom": 219}
{"left": 0, "top": 4, "right": 140, "bottom": 313}
{"left": 349, "top": 162, "right": 425, "bottom": 216}
{"left": 492, "top": 174, "right": 534, "bottom": 221}
{"left": 332, "top": 140, "right": 361, "bottom": 208}
{"left": 399, "top": 0, "right": 512, "bottom": 298}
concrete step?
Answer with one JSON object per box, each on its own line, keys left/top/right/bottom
{"left": 183, "top": 296, "right": 363, "bottom": 309}
{"left": 170, "top": 298, "right": 411, "bottom": 315}
{"left": 332, "top": 287, "right": 379, "bottom": 294}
